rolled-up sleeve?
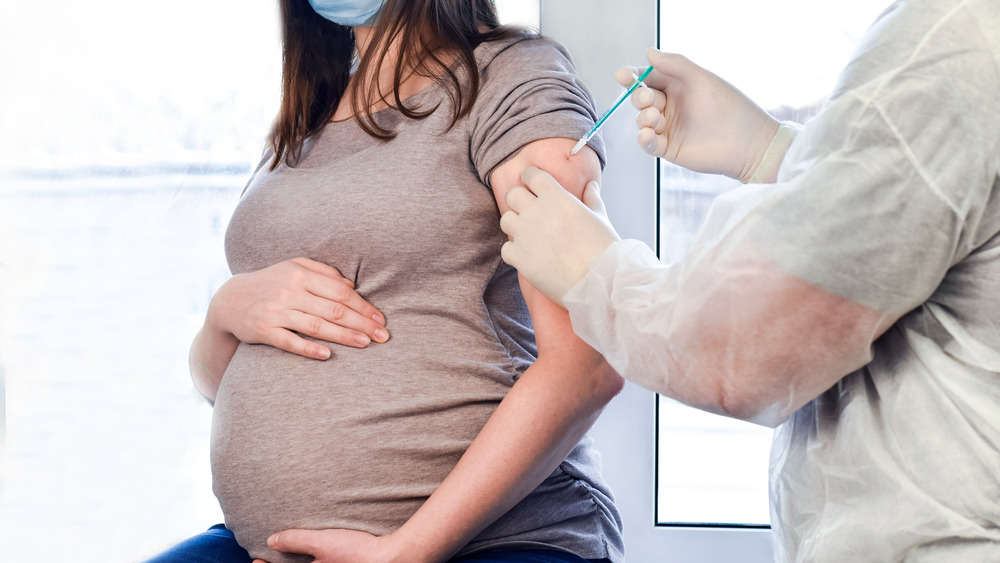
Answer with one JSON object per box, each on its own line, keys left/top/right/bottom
{"left": 469, "top": 34, "right": 605, "bottom": 187}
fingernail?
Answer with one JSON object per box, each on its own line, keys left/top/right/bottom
{"left": 268, "top": 534, "right": 278, "bottom": 547}
{"left": 372, "top": 312, "right": 385, "bottom": 325}
{"left": 374, "top": 327, "right": 389, "bottom": 343}
{"left": 355, "top": 334, "right": 371, "bottom": 347}
{"left": 318, "top": 347, "right": 331, "bottom": 360}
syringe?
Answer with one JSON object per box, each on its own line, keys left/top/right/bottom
{"left": 570, "top": 64, "right": 654, "bottom": 156}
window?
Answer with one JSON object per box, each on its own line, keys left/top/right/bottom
{"left": 654, "top": 0, "right": 889, "bottom": 529}
{"left": 496, "top": 0, "right": 540, "bottom": 28}
{"left": 540, "top": 0, "right": 890, "bottom": 560}
{"left": 1, "top": 2, "right": 283, "bottom": 560}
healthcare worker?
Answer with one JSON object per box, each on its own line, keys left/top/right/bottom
{"left": 499, "top": 0, "right": 1000, "bottom": 561}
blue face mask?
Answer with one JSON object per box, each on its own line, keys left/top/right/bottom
{"left": 307, "top": 0, "right": 387, "bottom": 27}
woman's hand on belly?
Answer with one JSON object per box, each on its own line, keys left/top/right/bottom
{"left": 253, "top": 528, "right": 405, "bottom": 563}
{"left": 210, "top": 257, "right": 390, "bottom": 359}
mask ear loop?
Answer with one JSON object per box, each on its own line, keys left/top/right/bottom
{"left": 350, "top": 27, "right": 360, "bottom": 74}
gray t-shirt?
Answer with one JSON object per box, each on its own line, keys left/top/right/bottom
{"left": 212, "top": 33, "right": 623, "bottom": 563}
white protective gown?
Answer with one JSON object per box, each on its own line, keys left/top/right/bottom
{"left": 564, "top": 0, "right": 1000, "bottom": 560}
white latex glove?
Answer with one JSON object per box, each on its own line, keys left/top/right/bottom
{"left": 500, "top": 166, "right": 621, "bottom": 306}
{"left": 620, "top": 48, "right": 780, "bottom": 182}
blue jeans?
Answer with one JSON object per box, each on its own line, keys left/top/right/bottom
{"left": 454, "top": 549, "right": 611, "bottom": 562}
{"left": 145, "top": 524, "right": 251, "bottom": 563}
{"left": 145, "top": 524, "right": 612, "bottom": 563}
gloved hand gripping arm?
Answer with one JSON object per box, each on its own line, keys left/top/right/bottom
{"left": 500, "top": 167, "right": 621, "bottom": 306}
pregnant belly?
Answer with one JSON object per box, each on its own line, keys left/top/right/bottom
{"left": 211, "top": 339, "right": 507, "bottom": 562}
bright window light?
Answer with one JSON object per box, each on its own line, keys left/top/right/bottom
{"left": 496, "top": 0, "right": 540, "bottom": 29}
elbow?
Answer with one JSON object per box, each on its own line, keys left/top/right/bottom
{"left": 716, "top": 373, "right": 810, "bottom": 428}
{"left": 579, "top": 369, "right": 625, "bottom": 423}
{"left": 714, "top": 386, "right": 784, "bottom": 427}
{"left": 667, "top": 333, "right": 797, "bottom": 427}
{"left": 601, "top": 373, "right": 626, "bottom": 404}
{"left": 593, "top": 363, "right": 626, "bottom": 406}
{"left": 706, "top": 372, "right": 792, "bottom": 428}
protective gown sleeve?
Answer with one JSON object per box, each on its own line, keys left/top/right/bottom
{"left": 564, "top": 0, "right": 1000, "bottom": 428}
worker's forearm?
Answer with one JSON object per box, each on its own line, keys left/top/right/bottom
{"left": 565, "top": 240, "right": 885, "bottom": 426}
{"left": 389, "top": 355, "right": 622, "bottom": 563}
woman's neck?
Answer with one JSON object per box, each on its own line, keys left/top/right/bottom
{"left": 352, "top": 26, "right": 378, "bottom": 58}
{"left": 332, "top": 25, "right": 437, "bottom": 122}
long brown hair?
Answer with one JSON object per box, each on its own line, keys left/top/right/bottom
{"left": 270, "top": 0, "right": 521, "bottom": 169}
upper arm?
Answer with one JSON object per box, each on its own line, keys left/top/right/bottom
{"left": 489, "top": 137, "right": 607, "bottom": 361}
{"left": 490, "top": 137, "right": 601, "bottom": 216}
{"left": 469, "top": 36, "right": 613, "bottom": 383}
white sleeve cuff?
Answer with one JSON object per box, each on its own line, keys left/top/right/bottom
{"left": 563, "top": 239, "right": 665, "bottom": 377}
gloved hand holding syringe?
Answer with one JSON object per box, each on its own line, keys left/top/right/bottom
{"left": 570, "top": 64, "right": 654, "bottom": 156}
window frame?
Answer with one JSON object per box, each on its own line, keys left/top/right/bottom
{"left": 540, "top": 0, "right": 775, "bottom": 560}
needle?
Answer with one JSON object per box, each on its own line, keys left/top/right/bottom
{"left": 570, "top": 64, "right": 654, "bottom": 156}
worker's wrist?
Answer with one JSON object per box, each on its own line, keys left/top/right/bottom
{"left": 742, "top": 121, "right": 801, "bottom": 184}
{"left": 563, "top": 239, "right": 624, "bottom": 305}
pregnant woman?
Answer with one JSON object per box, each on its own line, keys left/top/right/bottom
{"left": 150, "top": 1, "right": 625, "bottom": 562}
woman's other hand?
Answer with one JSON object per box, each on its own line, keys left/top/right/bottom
{"left": 619, "top": 48, "right": 779, "bottom": 182}
{"left": 254, "top": 529, "right": 406, "bottom": 563}
{"left": 192, "top": 256, "right": 389, "bottom": 402}
{"left": 208, "top": 257, "right": 389, "bottom": 360}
